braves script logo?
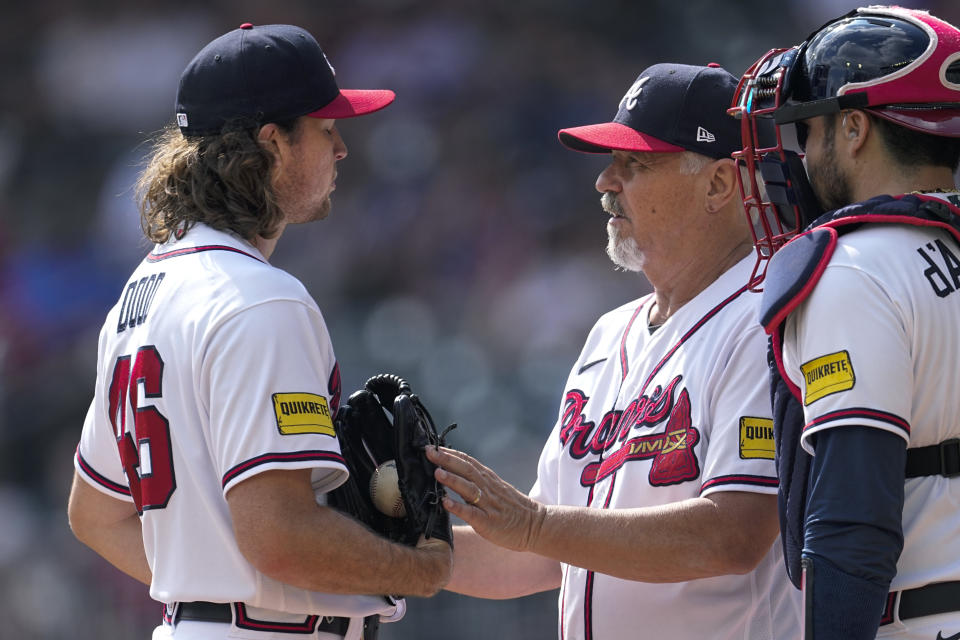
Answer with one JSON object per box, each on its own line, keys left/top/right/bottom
{"left": 559, "top": 375, "right": 701, "bottom": 487}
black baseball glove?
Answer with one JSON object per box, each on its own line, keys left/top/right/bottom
{"left": 327, "top": 374, "right": 455, "bottom": 548}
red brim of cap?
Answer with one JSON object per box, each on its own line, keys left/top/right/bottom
{"left": 557, "top": 122, "right": 685, "bottom": 154}
{"left": 869, "top": 106, "right": 960, "bottom": 138}
{"left": 308, "top": 89, "right": 396, "bottom": 119}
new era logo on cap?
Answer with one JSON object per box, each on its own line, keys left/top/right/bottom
{"left": 557, "top": 63, "right": 741, "bottom": 160}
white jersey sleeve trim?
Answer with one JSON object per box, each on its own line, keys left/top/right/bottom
{"left": 800, "top": 408, "right": 911, "bottom": 455}
{"left": 74, "top": 447, "right": 135, "bottom": 502}
{"left": 221, "top": 450, "right": 348, "bottom": 495}
{"left": 699, "top": 473, "right": 779, "bottom": 497}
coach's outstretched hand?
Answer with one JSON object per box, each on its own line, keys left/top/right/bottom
{"left": 426, "top": 446, "right": 547, "bottom": 553}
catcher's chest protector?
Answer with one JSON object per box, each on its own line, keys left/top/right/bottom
{"left": 759, "top": 194, "right": 960, "bottom": 587}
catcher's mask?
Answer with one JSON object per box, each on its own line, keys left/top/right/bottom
{"left": 729, "top": 5, "right": 960, "bottom": 287}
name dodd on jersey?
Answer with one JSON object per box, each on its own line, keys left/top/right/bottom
{"left": 117, "top": 273, "right": 166, "bottom": 333}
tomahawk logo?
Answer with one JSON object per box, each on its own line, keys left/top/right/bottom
{"left": 696, "top": 126, "right": 716, "bottom": 143}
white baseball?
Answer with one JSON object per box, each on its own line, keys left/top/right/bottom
{"left": 370, "top": 460, "right": 406, "bottom": 518}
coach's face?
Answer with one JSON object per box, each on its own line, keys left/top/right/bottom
{"left": 264, "top": 116, "right": 349, "bottom": 224}
{"left": 595, "top": 150, "right": 698, "bottom": 273}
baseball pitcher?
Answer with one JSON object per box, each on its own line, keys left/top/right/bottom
{"left": 67, "top": 23, "right": 451, "bottom": 640}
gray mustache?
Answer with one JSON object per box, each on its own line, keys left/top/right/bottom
{"left": 601, "top": 192, "right": 623, "bottom": 216}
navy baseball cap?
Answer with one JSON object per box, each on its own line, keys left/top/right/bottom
{"left": 559, "top": 63, "right": 740, "bottom": 159}
{"left": 175, "top": 23, "right": 395, "bottom": 136}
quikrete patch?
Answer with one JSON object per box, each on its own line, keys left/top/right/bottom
{"left": 739, "top": 417, "right": 775, "bottom": 459}
{"left": 272, "top": 393, "right": 335, "bottom": 436}
{"left": 800, "top": 350, "right": 855, "bottom": 405}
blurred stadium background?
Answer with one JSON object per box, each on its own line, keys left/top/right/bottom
{"left": 2, "top": 0, "right": 957, "bottom": 637}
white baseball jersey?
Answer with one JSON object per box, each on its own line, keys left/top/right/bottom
{"left": 782, "top": 193, "right": 960, "bottom": 597}
{"left": 530, "top": 255, "right": 801, "bottom": 640}
{"left": 74, "top": 223, "right": 399, "bottom": 620}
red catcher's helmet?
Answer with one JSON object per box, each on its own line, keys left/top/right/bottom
{"left": 729, "top": 5, "right": 960, "bottom": 287}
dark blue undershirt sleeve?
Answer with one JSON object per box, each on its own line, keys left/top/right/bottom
{"left": 802, "top": 425, "right": 906, "bottom": 638}
{"left": 804, "top": 425, "right": 905, "bottom": 582}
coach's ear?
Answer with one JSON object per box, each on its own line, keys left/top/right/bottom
{"left": 704, "top": 157, "right": 739, "bottom": 214}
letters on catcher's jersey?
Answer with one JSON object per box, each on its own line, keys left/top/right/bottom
{"left": 74, "top": 223, "right": 397, "bottom": 618}
{"left": 530, "top": 256, "right": 800, "bottom": 640}
{"left": 781, "top": 197, "right": 960, "bottom": 593}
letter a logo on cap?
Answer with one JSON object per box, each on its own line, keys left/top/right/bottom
{"left": 620, "top": 77, "right": 650, "bottom": 111}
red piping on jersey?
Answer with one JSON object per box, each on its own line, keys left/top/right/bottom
{"left": 880, "top": 591, "right": 898, "bottom": 625}
{"left": 576, "top": 279, "right": 754, "bottom": 640}
{"left": 583, "top": 570, "right": 595, "bottom": 640}
{"left": 804, "top": 407, "right": 910, "bottom": 435}
{"left": 700, "top": 474, "right": 778, "bottom": 493}
{"left": 584, "top": 300, "right": 650, "bottom": 509}
{"left": 222, "top": 451, "right": 346, "bottom": 488}
{"left": 560, "top": 564, "right": 568, "bottom": 639}
{"left": 234, "top": 603, "right": 318, "bottom": 633}
{"left": 820, "top": 211, "right": 960, "bottom": 242}
{"left": 76, "top": 447, "right": 132, "bottom": 497}
{"left": 585, "top": 296, "right": 651, "bottom": 507}
{"left": 146, "top": 245, "right": 265, "bottom": 263}
{"left": 619, "top": 304, "right": 646, "bottom": 382}
{"left": 770, "top": 330, "right": 804, "bottom": 402}
{"left": 641, "top": 281, "right": 754, "bottom": 392}
{"left": 577, "top": 300, "right": 645, "bottom": 640}
{"left": 600, "top": 469, "right": 623, "bottom": 508}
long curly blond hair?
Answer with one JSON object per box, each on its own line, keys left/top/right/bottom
{"left": 136, "top": 122, "right": 286, "bottom": 244}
